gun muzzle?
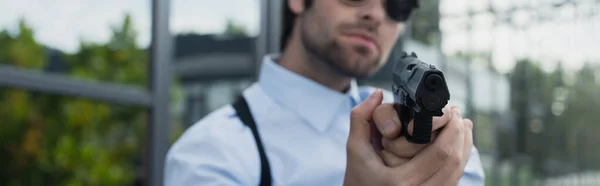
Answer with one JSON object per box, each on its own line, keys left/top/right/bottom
{"left": 392, "top": 52, "right": 450, "bottom": 144}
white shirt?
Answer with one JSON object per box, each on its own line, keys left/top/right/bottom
{"left": 164, "top": 54, "right": 485, "bottom": 186}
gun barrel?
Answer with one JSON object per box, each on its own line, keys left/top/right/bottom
{"left": 393, "top": 52, "right": 450, "bottom": 113}
{"left": 391, "top": 51, "right": 451, "bottom": 143}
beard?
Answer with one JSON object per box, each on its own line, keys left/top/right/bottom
{"left": 299, "top": 21, "right": 383, "bottom": 79}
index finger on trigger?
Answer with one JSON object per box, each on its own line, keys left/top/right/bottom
{"left": 391, "top": 108, "right": 465, "bottom": 185}
{"left": 399, "top": 107, "right": 453, "bottom": 135}
{"left": 431, "top": 106, "right": 453, "bottom": 132}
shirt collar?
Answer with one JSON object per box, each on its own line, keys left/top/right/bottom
{"left": 258, "top": 53, "right": 361, "bottom": 133}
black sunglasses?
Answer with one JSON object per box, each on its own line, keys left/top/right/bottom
{"left": 340, "top": 0, "right": 420, "bottom": 22}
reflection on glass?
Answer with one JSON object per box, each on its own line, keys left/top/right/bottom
{"left": 0, "top": 0, "right": 151, "bottom": 87}
{"left": 0, "top": 88, "right": 147, "bottom": 186}
{"left": 434, "top": 0, "right": 600, "bottom": 184}
{"left": 170, "top": 0, "right": 260, "bottom": 125}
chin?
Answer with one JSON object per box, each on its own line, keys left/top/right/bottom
{"left": 327, "top": 43, "right": 383, "bottom": 77}
{"left": 337, "top": 56, "right": 378, "bottom": 76}
{"left": 351, "top": 72, "right": 374, "bottom": 79}
{"left": 342, "top": 62, "right": 381, "bottom": 78}
{"left": 348, "top": 70, "right": 377, "bottom": 79}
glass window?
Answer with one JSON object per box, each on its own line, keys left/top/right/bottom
{"left": 170, "top": 0, "right": 260, "bottom": 125}
{"left": 0, "top": 0, "right": 151, "bottom": 88}
{"left": 0, "top": 88, "right": 148, "bottom": 186}
{"left": 438, "top": 0, "right": 600, "bottom": 184}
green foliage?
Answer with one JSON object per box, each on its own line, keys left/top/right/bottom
{"left": 0, "top": 14, "right": 184, "bottom": 185}
{"left": 222, "top": 19, "right": 248, "bottom": 37}
{"left": 506, "top": 59, "right": 600, "bottom": 179}
{"left": 66, "top": 15, "right": 147, "bottom": 87}
{"left": 409, "top": 0, "right": 440, "bottom": 45}
{"left": 0, "top": 19, "right": 45, "bottom": 69}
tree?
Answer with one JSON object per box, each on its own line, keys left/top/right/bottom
{"left": 508, "top": 59, "right": 565, "bottom": 178}
{"left": 507, "top": 58, "right": 600, "bottom": 179}
{"left": 0, "top": 14, "right": 183, "bottom": 186}
{"left": 0, "top": 18, "right": 51, "bottom": 186}
{"left": 53, "top": 14, "right": 148, "bottom": 186}
{"left": 409, "top": 0, "right": 440, "bottom": 45}
{"left": 557, "top": 62, "right": 600, "bottom": 171}
{"left": 222, "top": 19, "right": 248, "bottom": 37}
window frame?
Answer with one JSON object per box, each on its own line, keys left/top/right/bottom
{"left": 0, "top": 0, "right": 172, "bottom": 185}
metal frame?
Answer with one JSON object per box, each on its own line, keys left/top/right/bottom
{"left": 0, "top": 64, "right": 152, "bottom": 106}
{"left": 265, "top": 0, "right": 282, "bottom": 54}
{"left": 255, "top": 0, "right": 282, "bottom": 77}
{"left": 0, "top": 0, "right": 172, "bottom": 185}
{"left": 254, "top": 0, "right": 269, "bottom": 76}
{"left": 148, "top": 0, "right": 172, "bottom": 184}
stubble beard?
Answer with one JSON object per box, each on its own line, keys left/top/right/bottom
{"left": 300, "top": 21, "right": 381, "bottom": 79}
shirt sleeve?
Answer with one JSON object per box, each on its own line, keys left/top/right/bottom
{"left": 163, "top": 111, "right": 260, "bottom": 186}
{"left": 458, "top": 147, "right": 486, "bottom": 186}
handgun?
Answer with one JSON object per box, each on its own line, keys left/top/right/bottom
{"left": 392, "top": 51, "right": 450, "bottom": 144}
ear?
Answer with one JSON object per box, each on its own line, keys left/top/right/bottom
{"left": 288, "top": 0, "right": 305, "bottom": 14}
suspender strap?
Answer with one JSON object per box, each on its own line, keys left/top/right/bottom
{"left": 232, "top": 96, "right": 272, "bottom": 186}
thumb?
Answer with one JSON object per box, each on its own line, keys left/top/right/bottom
{"left": 351, "top": 89, "right": 383, "bottom": 122}
{"left": 348, "top": 89, "right": 383, "bottom": 157}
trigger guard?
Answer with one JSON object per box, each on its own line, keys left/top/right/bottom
{"left": 396, "top": 104, "right": 431, "bottom": 144}
{"left": 410, "top": 113, "right": 432, "bottom": 144}
{"left": 400, "top": 118, "right": 412, "bottom": 141}
{"left": 396, "top": 104, "right": 415, "bottom": 143}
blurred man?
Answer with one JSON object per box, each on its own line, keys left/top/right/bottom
{"left": 164, "top": 0, "right": 485, "bottom": 185}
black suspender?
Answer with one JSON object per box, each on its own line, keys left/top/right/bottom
{"left": 232, "top": 96, "right": 272, "bottom": 186}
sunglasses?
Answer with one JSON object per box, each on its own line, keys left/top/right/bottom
{"left": 340, "top": 0, "right": 419, "bottom": 22}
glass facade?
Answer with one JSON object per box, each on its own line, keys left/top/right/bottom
{"left": 0, "top": 0, "right": 152, "bottom": 88}
{"left": 0, "top": 0, "right": 169, "bottom": 185}
{"left": 170, "top": 0, "right": 260, "bottom": 125}
{"left": 1, "top": 0, "right": 599, "bottom": 186}
{"left": 0, "top": 88, "right": 147, "bottom": 186}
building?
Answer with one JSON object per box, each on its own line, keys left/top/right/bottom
{"left": 174, "top": 1, "right": 510, "bottom": 127}
{"left": 173, "top": 34, "right": 256, "bottom": 126}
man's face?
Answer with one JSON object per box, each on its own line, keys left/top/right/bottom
{"left": 298, "top": 0, "right": 405, "bottom": 78}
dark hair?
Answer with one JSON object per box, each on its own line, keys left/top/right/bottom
{"left": 280, "top": 0, "right": 313, "bottom": 51}
{"left": 279, "top": 0, "right": 418, "bottom": 52}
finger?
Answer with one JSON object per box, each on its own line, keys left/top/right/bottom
{"left": 391, "top": 107, "right": 465, "bottom": 185}
{"left": 379, "top": 149, "right": 410, "bottom": 167}
{"left": 444, "top": 119, "right": 475, "bottom": 186}
{"left": 462, "top": 119, "right": 474, "bottom": 158}
{"left": 371, "top": 121, "right": 384, "bottom": 152}
{"left": 420, "top": 108, "right": 467, "bottom": 186}
{"left": 464, "top": 118, "right": 474, "bottom": 129}
{"left": 348, "top": 89, "right": 384, "bottom": 161}
{"left": 373, "top": 103, "right": 401, "bottom": 138}
{"left": 431, "top": 106, "right": 453, "bottom": 132}
{"left": 381, "top": 131, "right": 439, "bottom": 158}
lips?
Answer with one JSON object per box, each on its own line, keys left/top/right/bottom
{"left": 346, "top": 33, "right": 375, "bottom": 43}
{"left": 342, "top": 31, "right": 379, "bottom": 52}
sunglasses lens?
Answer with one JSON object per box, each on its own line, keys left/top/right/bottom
{"left": 386, "top": 0, "right": 418, "bottom": 22}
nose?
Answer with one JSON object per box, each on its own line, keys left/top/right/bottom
{"left": 357, "top": 0, "right": 386, "bottom": 24}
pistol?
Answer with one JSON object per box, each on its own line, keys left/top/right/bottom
{"left": 392, "top": 51, "right": 450, "bottom": 144}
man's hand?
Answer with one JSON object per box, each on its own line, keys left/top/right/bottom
{"left": 372, "top": 104, "right": 453, "bottom": 166}
{"left": 344, "top": 89, "right": 474, "bottom": 186}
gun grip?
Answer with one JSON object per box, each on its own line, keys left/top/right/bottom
{"left": 395, "top": 104, "right": 432, "bottom": 144}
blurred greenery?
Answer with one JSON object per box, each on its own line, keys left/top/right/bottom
{"left": 223, "top": 19, "right": 248, "bottom": 37}
{"left": 473, "top": 59, "right": 600, "bottom": 185}
{"left": 509, "top": 60, "right": 600, "bottom": 177}
{"left": 471, "top": 59, "right": 600, "bottom": 185}
{"left": 0, "top": 15, "right": 183, "bottom": 186}
{"left": 409, "top": 0, "right": 440, "bottom": 45}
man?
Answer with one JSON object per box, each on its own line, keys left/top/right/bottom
{"left": 164, "top": 0, "right": 485, "bottom": 185}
